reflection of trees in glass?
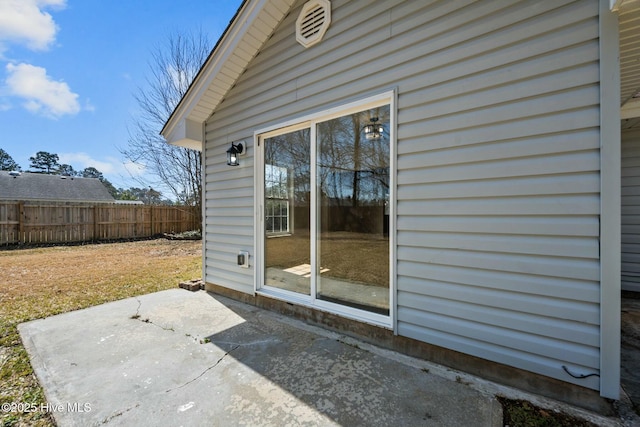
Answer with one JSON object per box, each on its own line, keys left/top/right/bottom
{"left": 265, "top": 165, "right": 288, "bottom": 198}
{"left": 317, "top": 106, "right": 390, "bottom": 209}
{"left": 265, "top": 129, "right": 311, "bottom": 205}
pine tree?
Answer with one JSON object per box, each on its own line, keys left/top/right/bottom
{"left": 0, "top": 148, "right": 20, "bottom": 171}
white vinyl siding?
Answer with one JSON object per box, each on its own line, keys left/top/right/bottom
{"left": 203, "top": 166, "right": 255, "bottom": 294}
{"left": 622, "top": 129, "right": 640, "bottom": 292}
{"left": 204, "top": 0, "right": 602, "bottom": 390}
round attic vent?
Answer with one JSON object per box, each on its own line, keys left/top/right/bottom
{"left": 296, "top": 0, "right": 331, "bottom": 48}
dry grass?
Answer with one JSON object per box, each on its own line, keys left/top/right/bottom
{"left": 0, "top": 239, "right": 201, "bottom": 426}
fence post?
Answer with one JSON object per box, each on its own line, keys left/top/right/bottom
{"left": 150, "top": 205, "right": 154, "bottom": 236}
{"left": 93, "top": 205, "right": 98, "bottom": 241}
{"left": 18, "top": 201, "right": 24, "bottom": 243}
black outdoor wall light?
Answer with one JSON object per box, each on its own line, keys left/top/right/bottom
{"left": 364, "top": 117, "right": 384, "bottom": 140}
{"left": 226, "top": 142, "right": 244, "bottom": 166}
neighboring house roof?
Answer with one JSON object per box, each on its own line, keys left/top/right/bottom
{"left": 0, "top": 171, "right": 115, "bottom": 203}
{"left": 162, "top": 0, "right": 640, "bottom": 148}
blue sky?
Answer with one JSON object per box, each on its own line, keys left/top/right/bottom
{"left": 0, "top": 0, "right": 242, "bottom": 192}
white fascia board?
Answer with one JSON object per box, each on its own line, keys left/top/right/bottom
{"left": 622, "top": 97, "right": 640, "bottom": 119}
{"left": 599, "top": 0, "right": 621, "bottom": 400}
{"left": 162, "top": 0, "right": 276, "bottom": 142}
{"left": 166, "top": 118, "right": 203, "bottom": 151}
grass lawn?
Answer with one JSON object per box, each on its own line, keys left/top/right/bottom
{"left": 267, "top": 231, "right": 389, "bottom": 287}
{"left": 0, "top": 239, "right": 201, "bottom": 427}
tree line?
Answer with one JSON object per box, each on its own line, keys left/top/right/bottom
{"left": 0, "top": 148, "right": 173, "bottom": 204}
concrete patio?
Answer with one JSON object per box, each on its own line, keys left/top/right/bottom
{"left": 18, "top": 289, "right": 626, "bottom": 426}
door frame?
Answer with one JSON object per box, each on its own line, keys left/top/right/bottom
{"left": 253, "top": 90, "right": 397, "bottom": 329}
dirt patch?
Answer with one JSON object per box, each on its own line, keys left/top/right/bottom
{"left": 497, "top": 397, "right": 600, "bottom": 427}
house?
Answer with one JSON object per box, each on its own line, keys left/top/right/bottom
{"left": 162, "top": 0, "right": 640, "bottom": 411}
{"left": 0, "top": 171, "right": 115, "bottom": 203}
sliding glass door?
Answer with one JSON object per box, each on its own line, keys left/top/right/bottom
{"left": 259, "top": 96, "right": 392, "bottom": 322}
{"left": 316, "top": 106, "right": 390, "bottom": 315}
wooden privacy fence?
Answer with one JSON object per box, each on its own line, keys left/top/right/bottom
{"left": 0, "top": 201, "right": 200, "bottom": 245}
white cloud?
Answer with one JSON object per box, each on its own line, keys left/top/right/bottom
{"left": 58, "top": 153, "right": 146, "bottom": 179}
{"left": 123, "top": 161, "right": 146, "bottom": 177}
{"left": 0, "top": 0, "right": 66, "bottom": 52}
{"left": 59, "top": 153, "right": 117, "bottom": 174}
{"left": 83, "top": 98, "right": 95, "bottom": 112}
{"left": 5, "top": 62, "right": 80, "bottom": 118}
{"left": 57, "top": 153, "right": 167, "bottom": 195}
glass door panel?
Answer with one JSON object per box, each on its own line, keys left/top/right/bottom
{"left": 264, "top": 128, "right": 311, "bottom": 295}
{"left": 316, "top": 106, "right": 390, "bottom": 314}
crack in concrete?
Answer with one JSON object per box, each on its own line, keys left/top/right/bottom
{"left": 135, "top": 317, "right": 175, "bottom": 332}
{"left": 211, "top": 338, "right": 281, "bottom": 347}
{"left": 129, "top": 297, "right": 174, "bottom": 332}
{"left": 165, "top": 344, "right": 240, "bottom": 393}
{"left": 100, "top": 403, "right": 140, "bottom": 424}
{"left": 337, "top": 338, "right": 366, "bottom": 351}
{"left": 133, "top": 297, "right": 141, "bottom": 318}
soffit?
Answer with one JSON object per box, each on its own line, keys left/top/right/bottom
{"left": 620, "top": 1, "right": 640, "bottom": 106}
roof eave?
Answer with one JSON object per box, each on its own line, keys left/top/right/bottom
{"left": 161, "top": 0, "right": 249, "bottom": 145}
{"left": 164, "top": 117, "right": 205, "bottom": 151}
{"left": 161, "top": 0, "right": 295, "bottom": 148}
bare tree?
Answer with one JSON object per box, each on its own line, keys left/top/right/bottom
{"left": 121, "top": 30, "right": 211, "bottom": 227}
